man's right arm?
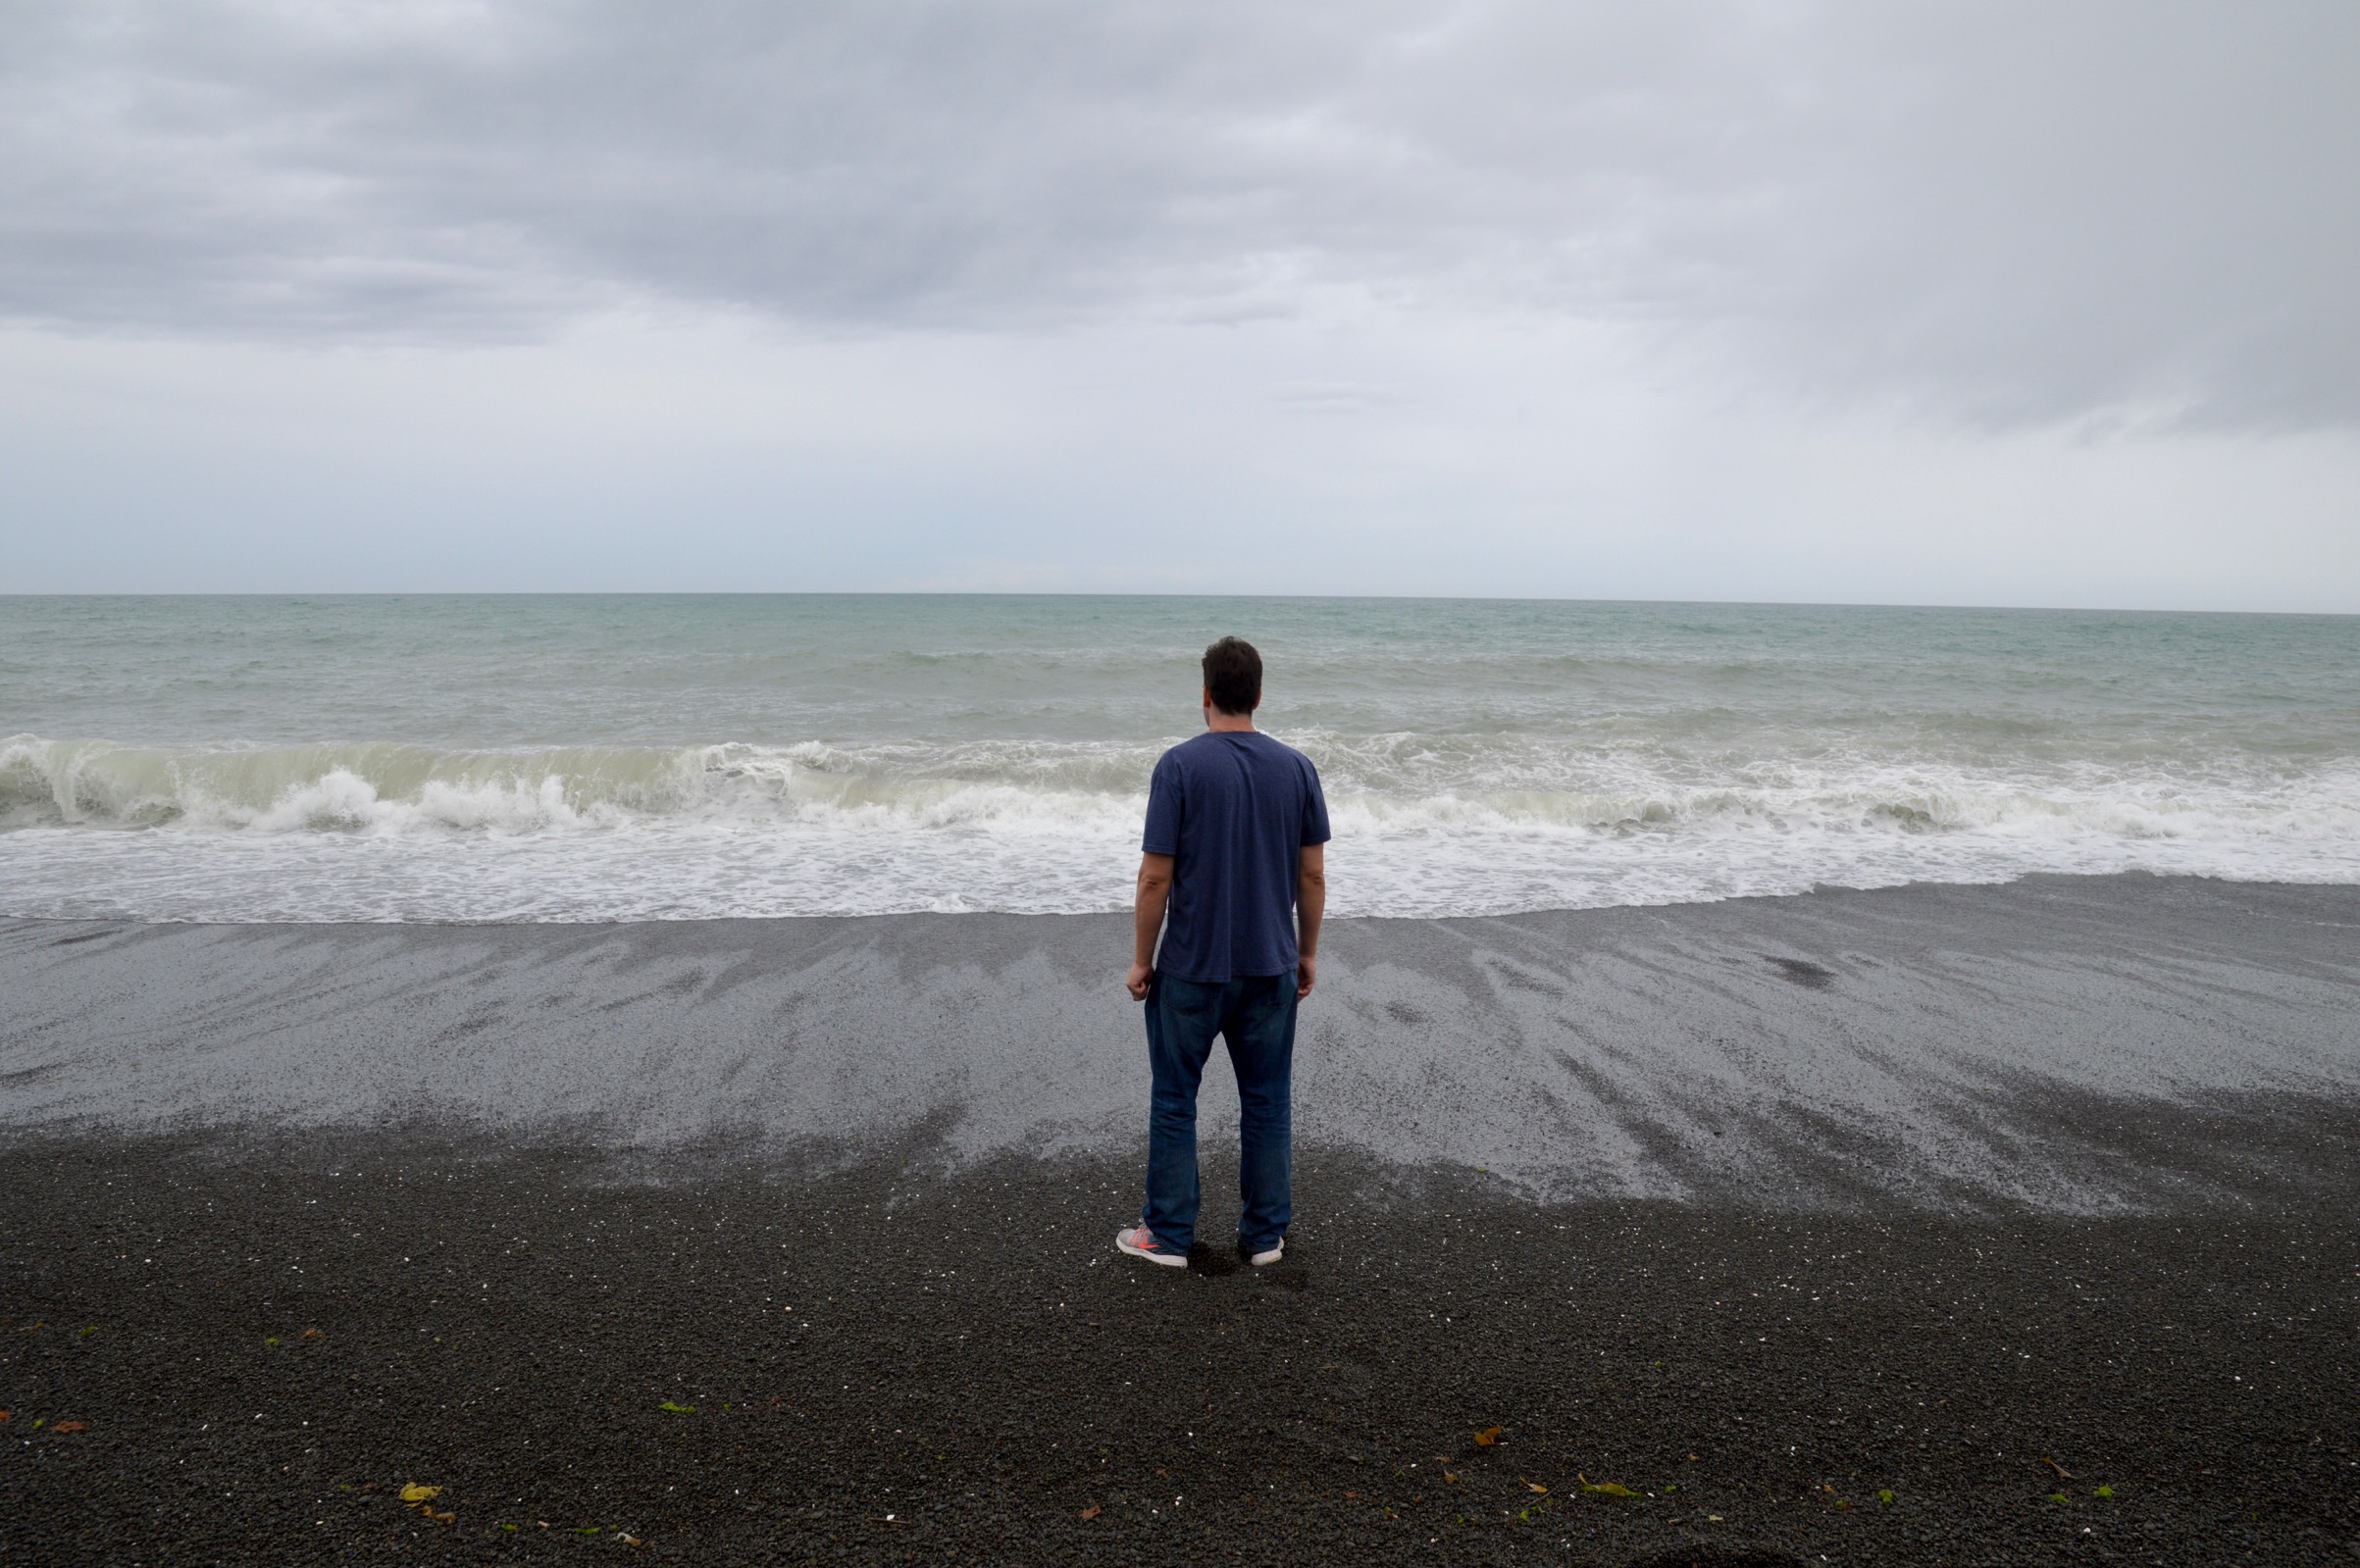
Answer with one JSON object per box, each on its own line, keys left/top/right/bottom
{"left": 1128, "top": 852, "right": 1174, "bottom": 1002}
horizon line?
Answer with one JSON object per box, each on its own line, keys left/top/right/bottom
{"left": 1, "top": 589, "right": 2353, "bottom": 618}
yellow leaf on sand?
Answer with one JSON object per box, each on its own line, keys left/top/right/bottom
{"left": 1578, "top": 1473, "right": 1637, "bottom": 1497}
{"left": 1473, "top": 1427, "right": 1503, "bottom": 1447}
{"left": 1522, "top": 1479, "right": 1549, "bottom": 1494}
{"left": 400, "top": 1484, "right": 442, "bottom": 1504}
{"left": 424, "top": 1508, "right": 455, "bottom": 1526}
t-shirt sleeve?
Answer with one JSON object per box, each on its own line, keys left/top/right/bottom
{"left": 1141, "top": 754, "right": 1182, "bottom": 855}
{"left": 1299, "top": 757, "right": 1332, "bottom": 847}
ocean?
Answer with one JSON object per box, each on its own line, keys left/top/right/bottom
{"left": 3, "top": 594, "right": 2355, "bottom": 924}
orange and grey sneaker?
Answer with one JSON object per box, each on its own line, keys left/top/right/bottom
{"left": 1114, "top": 1224, "right": 1187, "bottom": 1268}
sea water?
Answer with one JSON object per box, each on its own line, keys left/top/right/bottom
{"left": 3, "top": 594, "right": 2355, "bottom": 923}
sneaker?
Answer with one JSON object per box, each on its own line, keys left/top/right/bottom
{"left": 1115, "top": 1224, "right": 1187, "bottom": 1268}
{"left": 1242, "top": 1236, "right": 1285, "bottom": 1267}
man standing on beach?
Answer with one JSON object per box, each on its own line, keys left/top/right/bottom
{"left": 1117, "top": 636, "right": 1329, "bottom": 1269}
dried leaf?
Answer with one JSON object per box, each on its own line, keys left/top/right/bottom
{"left": 1344, "top": 1491, "right": 1360, "bottom": 1500}
{"left": 2040, "top": 1456, "right": 2074, "bottom": 1481}
{"left": 52, "top": 1420, "right": 88, "bottom": 1434}
{"left": 424, "top": 1508, "right": 455, "bottom": 1526}
{"left": 301, "top": 1328, "right": 325, "bottom": 1341}
{"left": 1577, "top": 1473, "right": 1636, "bottom": 1497}
{"left": 1521, "top": 1479, "right": 1549, "bottom": 1494}
{"left": 0, "top": 1410, "right": 11, "bottom": 1424}
{"left": 399, "top": 1484, "right": 442, "bottom": 1504}
{"left": 1442, "top": 1471, "right": 1459, "bottom": 1484}
{"left": 1472, "top": 1426, "right": 1503, "bottom": 1447}
{"left": 620, "top": 1534, "right": 643, "bottom": 1547}
{"left": 1078, "top": 1505, "right": 1102, "bottom": 1521}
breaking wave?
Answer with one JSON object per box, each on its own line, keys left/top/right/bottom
{"left": 4, "top": 731, "right": 2356, "bottom": 923}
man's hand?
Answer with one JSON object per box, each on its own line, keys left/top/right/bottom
{"left": 1127, "top": 960, "right": 1154, "bottom": 1002}
{"left": 1296, "top": 951, "right": 1316, "bottom": 1000}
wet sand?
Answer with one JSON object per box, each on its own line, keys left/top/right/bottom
{"left": 5, "top": 874, "right": 2358, "bottom": 1207}
{"left": 3, "top": 875, "right": 2358, "bottom": 1564}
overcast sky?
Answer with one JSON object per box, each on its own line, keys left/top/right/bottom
{"left": 3, "top": 0, "right": 2356, "bottom": 607}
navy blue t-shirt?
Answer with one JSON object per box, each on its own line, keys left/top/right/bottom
{"left": 1141, "top": 730, "right": 1331, "bottom": 985}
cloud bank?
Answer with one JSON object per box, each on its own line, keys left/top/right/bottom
{"left": 5, "top": 0, "right": 2355, "bottom": 430}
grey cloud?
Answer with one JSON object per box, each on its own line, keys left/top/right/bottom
{"left": 3, "top": 0, "right": 2354, "bottom": 428}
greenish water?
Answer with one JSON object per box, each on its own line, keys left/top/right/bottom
{"left": 3, "top": 594, "right": 2356, "bottom": 921}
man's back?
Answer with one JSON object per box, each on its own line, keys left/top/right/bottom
{"left": 1142, "top": 729, "right": 1328, "bottom": 985}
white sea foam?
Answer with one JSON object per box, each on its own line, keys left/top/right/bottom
{"left": 7, "top": 595, "right": 2355, "bottom": 922}
{"left": 3, "top": 730, "right": 2355, "bottom": 923}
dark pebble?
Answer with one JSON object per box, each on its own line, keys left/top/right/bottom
{"left": 2, "top": 1131, "right": 2355, "bottom": 1565}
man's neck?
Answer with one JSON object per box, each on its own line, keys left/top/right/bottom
{"left": 1205, "top": 709, "right": 1257, "bottom": 733}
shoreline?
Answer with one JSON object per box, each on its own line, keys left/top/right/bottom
{"left": 9, "top": 863, "right": 2360, "bottom": 930}
{"left": 5, "top": 873, "right": 2356, "bottom": 1211}
{"left": 5, "top": 872, "right": 2357, "bottom": 1563}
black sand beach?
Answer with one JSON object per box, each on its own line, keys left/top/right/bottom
{"left": 4, "top": 876, "right": 2358, "bottom": 1564}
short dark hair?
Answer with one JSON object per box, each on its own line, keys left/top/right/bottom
{"left": 1203, "top": 636, "right": 1262, "bottom": 716}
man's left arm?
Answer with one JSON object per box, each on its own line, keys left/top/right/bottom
{"left": 1295, "top": 842, "right": 1325, "bottom": 1000}
{"left": 1297, "top": 759, "right": 1331, "bottom": 1001}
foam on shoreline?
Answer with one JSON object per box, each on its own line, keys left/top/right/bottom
{"left": 7, "top": 730, "right": 2358, "bottom": 923}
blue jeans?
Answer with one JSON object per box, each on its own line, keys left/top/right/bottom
{"left": 1142, "top": 969, "right": 1298, "bottom": 1256}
